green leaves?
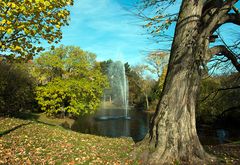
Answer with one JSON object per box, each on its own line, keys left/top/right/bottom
{"left": 0, "top": 0, "right": 73, "bottom": 61}
{"left": 34, "top": 46, "right": 108, "bottom": 116}
{"left": 0, "top": 63, "right": 36, "bottom": 114}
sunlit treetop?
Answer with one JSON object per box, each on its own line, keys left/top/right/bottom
{"left": 0, "top": 0, "right": 73, "bottom": 61}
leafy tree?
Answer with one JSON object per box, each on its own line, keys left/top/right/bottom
{"left": 198, "top": 73, "right": 240, "bottom": 124}
{"left": 0, "top": 0, "right": 73, "bottom": 60}
{"left": 99, "top": 59, "right": 113, "bottom": 75}
{"left": 145, "top": 51, "right": 169, "bottom": 107}
{"left": 132, "top": 65, "right": 155, "bottom": 110}
{"left": 34, "top": 46, "right": 108, "bottom": 116}
{"left": 135, "top": 0, "right": 240, "bottom": 164}
{"left": 198, "top": 76, "right": 222, "bottom": 123}
{"left": 125, "top": 65, "right": 142, "bottom": 106}
{"left": 36, "top": 78, "right": 104, "bottom": 116}
{"left": 0, "top": 62, "right": 36, "bottom": 115}
{"left": 151, "top": 65, "right": 168, "bottom": 101}
{"left": 145, "top": 51, "right": 169, "bottom": 78}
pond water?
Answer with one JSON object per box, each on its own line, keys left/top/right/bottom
{"left": 71, "top": 109, "right": 150, "bottom": 142}
{"left": 70, "top": 108, "right": 240, "bottom": 145}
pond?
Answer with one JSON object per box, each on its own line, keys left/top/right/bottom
{"left": 71, "top": 108, "right": 150, "bottom": 142}
{"left": 70, "top": 108, "right": 240, "bottom": 145}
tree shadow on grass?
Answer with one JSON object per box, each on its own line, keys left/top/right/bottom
{"left": 2, "top": 112, "right": 75, "bottom": 132}
{"left": 0, "top": 122, "right": 32, "bottom": 137}
{"left": 11, "top": 112, "right": 40, "bottom": 121}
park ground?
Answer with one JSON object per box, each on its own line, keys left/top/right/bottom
{"left": 0, "top": 115, "right": 240, "bottom": 165}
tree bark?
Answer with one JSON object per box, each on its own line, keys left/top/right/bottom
{"left": 136, "top": 1, "right": 215, "bottom": 164}
{"left": 145, "top": 93, "right": 149, "bottom": 111}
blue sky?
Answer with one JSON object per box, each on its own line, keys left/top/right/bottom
{"left": 56, "top": 0, "right": 161, "bottom": 65}
{"left": 54, "top": 0, "right": 240, "bottom": 67}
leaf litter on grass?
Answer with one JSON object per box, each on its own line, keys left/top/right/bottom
{"left": 0, "top": 117, "right": 136, "bottom": 164}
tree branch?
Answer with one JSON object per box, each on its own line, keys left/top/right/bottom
{"left": 208, "top": 45, "right": 240, "bottom": 72}
{"left": 201, "top": 85, "right": 240, "bottom": 102}
{"left": 201, "top": 0, "right": 238, "bottom": 35}
{"left": 212, "top": 13, "right": 240, "bottom": 33}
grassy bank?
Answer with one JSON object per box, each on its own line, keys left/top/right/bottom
{"left": 0, "top": 117, "right": 136, "bottom": 164}
{"left": 0, "top": 117, "right": 240, "bottom": 164}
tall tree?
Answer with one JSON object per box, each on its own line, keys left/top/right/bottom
{"left": 132, "top": 65, "right": 155, "bottom": 110}
{"left": 0, "top": 0, "right": 73, "bottom": 60}
{"left": 135, "top": 0, "right": 240, "bottom": 164}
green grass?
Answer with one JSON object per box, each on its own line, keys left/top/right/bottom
{"left": 1, "top": 116, "right": 240, "bottom": 164}
{"left": 0, "top": 117, "right": 137, "bottom": 164}
{"left": 11, "top": 112, "right": 75, "bottom": 128}
{"left": 232, "top": 140, "right": 240, "bottom": 144}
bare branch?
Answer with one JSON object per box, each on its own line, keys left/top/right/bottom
{"left": 201, "top": 85, "right": 240, "bottom": 102}
{"left": 208, "top": 45, "right": 240, "bottom": 72}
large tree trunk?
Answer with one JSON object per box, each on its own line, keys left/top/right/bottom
{"left": 136, "top": 1, "right": 214, "bottom": 164}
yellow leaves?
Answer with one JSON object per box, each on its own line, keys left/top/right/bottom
{"left": 58, "top": 12, "right": 63, "bottom": 18}
{"left": 24, "top": 28, "right": 29, "bottom": 34}
{"left": 0, "top": 19, "right": 6, "bottom": 25}
{"left": 145, "top": 22, "right": 152, "bottom": 27}
{"left": 0, "top": 0, "right": 72, "bottom": 58}
{"left": 17, "top": 25, "right": 24, "bottom": 29}
{"left": 7, "top": 28, "right": 13, "bottom": 35}
{"left": 7, "top": 10, "right": 12, "bottom": 16}
{"left": 1, "top": 19, "right": 11, "bottom": 26}
{"left": 14, "top": 46, "right": 22, "bottom": 51}
{"left": 11, "top": 3, "right": 16, "bottom": 8}
{"left": 6, "top": 2, "right": 18, "bottom": 10}
{"left": 1, "top": 45, "right": 5, "bottom": 50}
{"left": 6, "top": 20, "right": 11, "bottom": 25}
{"left": 44, "top": 1, "right": 51, "bottom": 6}
{"left": 56, "top": 25, "right": 60, "bottom": 29}
{"left": 20, "top": 5, "right": 26, "bottom": 11}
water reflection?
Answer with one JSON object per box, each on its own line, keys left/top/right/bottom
{"left": 70, "top": 109, "right": 240, "bottom": 144}
{"left": 216, "top": 129, "right": 229, "bottom": 144}
{"left": 197, "top": 125, "right": 240, "bottom": 145}
{"left": 71, "top": 109, "right": 150, "bottom": 142}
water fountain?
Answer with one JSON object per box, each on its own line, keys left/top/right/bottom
{"left": 96, "top": 61, "right": 130, "bottom": 120}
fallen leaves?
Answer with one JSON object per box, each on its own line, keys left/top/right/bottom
{"left": 0, "top": 117, "right": 136, "bottom": 164}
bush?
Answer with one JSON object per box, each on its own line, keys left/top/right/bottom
{"left": 0, "top": 63, "right": 36, "bottom": 115}
{"left": 197, "top": 73, "right": 240, "bottom": 124}
{"left": 35, "top": 78, "right": 105, "bottom": 116}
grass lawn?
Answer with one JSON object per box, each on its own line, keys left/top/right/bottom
{"left": 0, "top": 117, "right": 136, "bottom": 164}
{"left": 0, "top": 116, "right": 240, "bottom": 164}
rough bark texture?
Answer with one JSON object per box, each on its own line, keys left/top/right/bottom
{"left": 136, "top": 1, "right": 216, "bottom": 164}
